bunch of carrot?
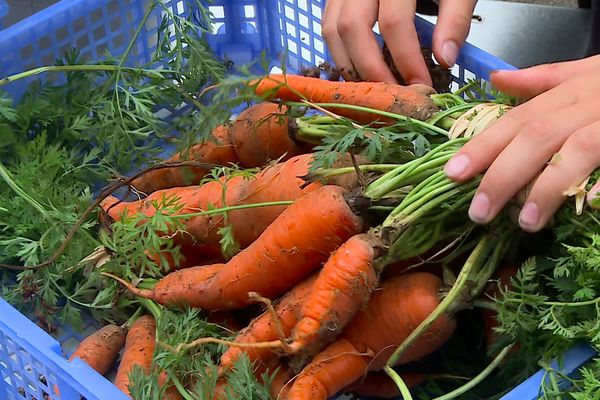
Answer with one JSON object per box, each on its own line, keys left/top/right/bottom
{"left": 59, "top": 73, "right": 527, "bottom": 400}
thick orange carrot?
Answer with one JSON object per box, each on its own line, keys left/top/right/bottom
{"left": 114, "top": 315, "right": 156, "bottom": 397}
{"left": 112, "top": 185, "right": 363, "bottom": 310}
{"left": 289, "top": 234, "right": 378, "bottom": 357}
{"left": 286, "top": 273, "right": 456, "bottom": 400}
{"left": 68, "top": 324, "right": 126, "bottom": 375}
{"left": 344, "top": 371, "right": 427, "bottom": 398}
{"left": 253, "top": 74, "right": 438, "bottom": 124}
{"left": 219, "top": 274, "right": 318, "bottom": 373}
{"left": 230, "top": 102, "right": 308, "bottom": 167}
{"left": 102, "top": 154, "right": 325, "bottom": 256}
{"left": 132, "top": 124, "right": 240, "bottom": 194}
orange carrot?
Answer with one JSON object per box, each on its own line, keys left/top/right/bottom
{"left": 102, "top": 154, "right": 325, "bottom": 256}
{"left": 114, "top": 315, "right": 156, "bottom": 397}
{"left": 286, "top": 272, "right": 456, "bottom": 400}
{"left": 345, "top": 371, "right": 427, "bottom": 398}
{"left": 230, "top": 102, "right": 308, "bottom": 167}
{"left": 68, "top": 324, "right": 126, "bottom": 375}
{"left": 253, "top": 74, "right": 438, "bottom": 125}
{"left": 132, "top": 124, "right": 240, "bottom": 194}
{"left": 111, "top": 185, "right": 363, "bottom": 310}
{"left": 289, "top": 234, "right": 378, "bottom": 357}
{"left": 219, "top": 273, "right": 318, "bottom": 373}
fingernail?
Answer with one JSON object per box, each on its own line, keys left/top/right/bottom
{"left": 587, "top": 182, "right": 600, "bottom": 209}
{"left": 441, "top": 40, "right": 459, "bottom": 67}
{"left": 444, "top": 154, "right": 470, "bottom": 179}
{"left": 519, "top": 202, "right": 540, "bottom": 230}
{"left": 469, "top": 193, "right": 491, "bottom": 223}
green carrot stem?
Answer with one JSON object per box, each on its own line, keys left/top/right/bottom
{"left": 309, "top": 164, "right": 403, "bottom": 180}
{"left": 430, "top": 343, "right": 515, "bottom": 400}
{"left": 437, "top": 117, "right": 456, "bottom": 131}
{"left": 284, "top": 101, "right": 449, "bottom": 135}
{"left": 0, "top": 65, "right": 169, "bottom": 87}
{"left": 383, "top": 366, "right": 414, "bottom": 400}
{"left": 365, "top": 139, "right": 465, "bottom": 198}
{"left": 298, "top": 115, "right": 339, "bottom": 125}
{"left": 467, "top": 233, "right": 512, "bottom": 300}
{"left": 364, "top": 153, "right": 453, "bottom": 199}
{"left": 395, "top": 171, "right": 450, "bottom": 208}
{"left": 453, "top": 81, "right": 479, "bottom": 97}
{"left": 427, "top": 103, "right": 476, "bottom": 126}
{"left": 385, "top": 234, "right": 492, "bottom": 368}
{"left": 473, "top": 299, "right": 498, "bottom": 311}
{"left": 169, "top": 371, "right": 195, "bottom": 400}
{"left": 0, "top": 162, "right": 48, "bottom": 215}
{"left": 171, "top": 201, "right": 294, "bottom": 220}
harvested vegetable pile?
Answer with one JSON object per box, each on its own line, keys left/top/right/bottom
{"left": 1, "top": 2, "right": 600, "bottom": 400}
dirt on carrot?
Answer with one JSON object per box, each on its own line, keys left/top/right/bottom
{"left": 114, "top": 315, "right": 156, "bottom": 397}
{"left": 68, "top": 324, "right": 126, "bottom": 375}
{"left": 253, "top": 74, "right": 438, "bottom": 125}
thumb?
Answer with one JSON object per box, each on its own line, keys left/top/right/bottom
{"left": 490, "top": 55, "right": 600, "bottom": 100}
{"left": 587, "top": 179, "right": 600, "bottom": 210}
{"left": 432, "top": 0, "right": 477, "bottom": 68}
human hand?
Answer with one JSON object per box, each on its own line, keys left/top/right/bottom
{"left": 444, "top": 55, "right": 600, "bottom": 232}
{"left": 321, "top": 0, "right": 477, "bottom": 85}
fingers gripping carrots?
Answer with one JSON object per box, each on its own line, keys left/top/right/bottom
{"left": 110, "top": 185, "right": 363, "bottom": 310}
{"left": 253, "top": 74, "right": 439, "bottom": 124}
{"left": 285, "top": 273, "right": 456, "bottom": 400}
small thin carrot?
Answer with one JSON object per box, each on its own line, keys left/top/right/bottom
{"left": 219, "top": 273, "right": 318, "bottom": 373}
{"left": 289, "top": 234, "right": 378, "bottom": 358}
{"left": 286, "top": 272, "right": 456, "bottom": 400}
{"left": 114, "top": 315, "right": 156, "bottom": 397}
{"left": 157, "top": 370, "right": 184, "bottom": 400}
{"left": 109, "top": 185, "right": 363, "bottom": 310}
{"left": 253, "top": 74, "right": 438, "bottom": 124}
{"left": 132, "top": 124, "right": 240, "bottom": 194}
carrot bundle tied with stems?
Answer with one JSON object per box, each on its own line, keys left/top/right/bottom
{"left": 107, "top": 184, "right": 364, "bottom": 310}
{"left": 252, "top": 74, "right": 439, "bottom": 125}
{"left": 284, "top": 272, "right": 456, "bottom": 400}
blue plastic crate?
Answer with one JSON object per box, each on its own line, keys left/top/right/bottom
{"left": 0, "top": 1, "right": 7, "bottom": 30}
{"left": 0, "top": 0, "right": 587, "bottom": 399}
